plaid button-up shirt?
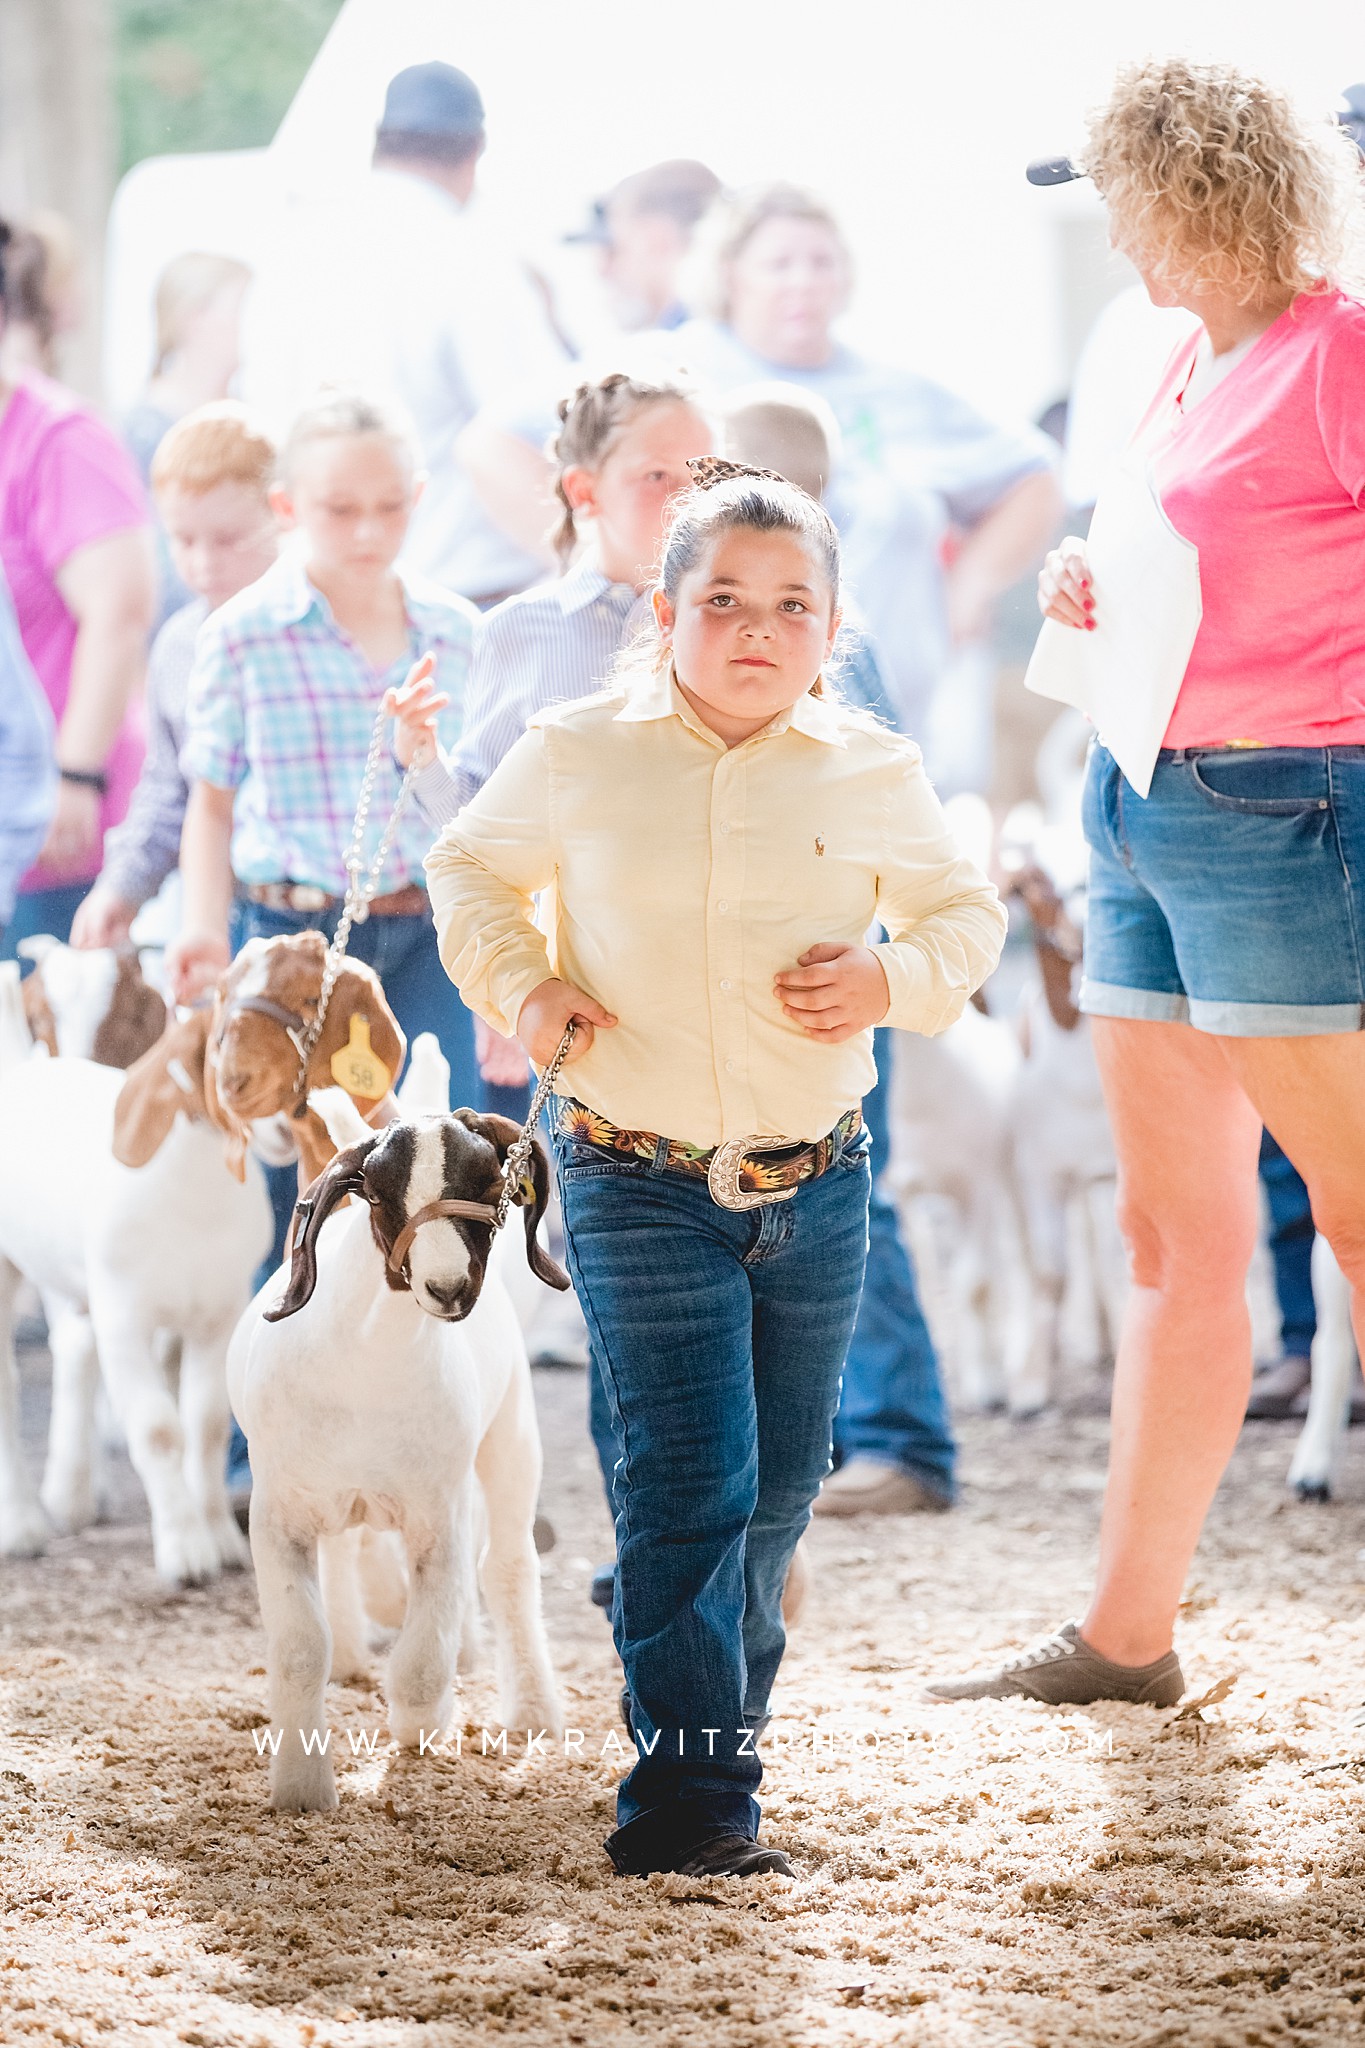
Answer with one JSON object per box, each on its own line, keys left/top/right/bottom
{"left": 182, "top": 554, "right": 476, "bottom": 895}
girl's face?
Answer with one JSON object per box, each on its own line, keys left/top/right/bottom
{"left": 725, "top": 217, "right": 850, "bottom": 369}
{"left": 272, "top": 432, "right": 420, "bottom": 578}
{"left": 564, "top": 400, "right": 713, "bottom": 587}
{"left": 656, "top": 524, "right": 840, "bottom": 745}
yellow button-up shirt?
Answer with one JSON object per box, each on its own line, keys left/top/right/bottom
{"left": 425, "top": 670, "right": 1006, "bottom": 1148}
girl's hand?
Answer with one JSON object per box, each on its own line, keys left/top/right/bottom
{"left": 384, "top": 653, "right": 450, "bottom": 770}
{"left": 1037, "top": 539, "right": 1095, "bottom": 631}
{"left": 70, "top": 884, "right": 136, "bottom": 951}
{"left": 474, "top": 1015, "right": 532, "bottom": 1088}
{"left": 165, "top": 926, "right": 230, "bottom": 1006}
{"left": 516, "top": 977, "right": 617, "bottom": 1068}
{"left": 775, "top": 942, "right": 890, "bottom": 1042}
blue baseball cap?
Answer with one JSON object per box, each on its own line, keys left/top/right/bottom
{"left": 376, "top": 62, "right": 485, "bottom": 143}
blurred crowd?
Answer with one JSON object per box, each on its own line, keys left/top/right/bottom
{"left": 0, "top": 57, "right": 1067, "bottom": 961}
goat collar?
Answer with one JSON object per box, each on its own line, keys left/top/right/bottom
{"left": 385, "top": 1197, "right": 500, "bottom": 1283}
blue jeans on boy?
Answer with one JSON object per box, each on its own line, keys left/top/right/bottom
{"left": 557, "top": 1124, "right": 870, "bottom": 1872}
{"left": 831, "top": 1028, "right": 956, "bottom": 1499}
{"left": 1259, "top": 1129, "right": 1316, "bottom": 1359}
{"left": 1, "top": 881, "right": 91, "bottom": 960}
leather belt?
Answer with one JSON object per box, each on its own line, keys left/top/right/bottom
{"left": 241, "top": 881, "right": 428, "bottom": 918}
{"left": 554, "top": 1096, "right": 864, "bottom": 1212}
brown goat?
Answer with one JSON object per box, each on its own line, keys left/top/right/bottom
{"left": 204, "top": 931, "right": 406, "bottom": 1188}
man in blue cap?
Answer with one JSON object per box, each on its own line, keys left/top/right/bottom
{"left": 242, "top": 61, "right": 565, "bottom": 605}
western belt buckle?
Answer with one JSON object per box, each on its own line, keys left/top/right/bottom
{"left": 290, "top": 884, "right": 332, "bottom": 913}
{"left": 706, "top": 1135, "right": 799, "bottom": 1212}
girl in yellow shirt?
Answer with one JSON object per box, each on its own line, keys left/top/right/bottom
{"left": 427, "top": 458, "right": 1004, "bottom": 1878}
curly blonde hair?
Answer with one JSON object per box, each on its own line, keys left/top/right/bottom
{"left": 1083, "top": 58, "right": 1364, "bottom": 302}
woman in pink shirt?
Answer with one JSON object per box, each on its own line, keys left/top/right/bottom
{"left": 0, "top": 215, "right": 155, "bottom": 958}
{"left": 931, "top": 60, "right": 1365, "bottom": 1707}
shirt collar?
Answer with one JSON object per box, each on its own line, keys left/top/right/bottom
{"left": 556, "top": 556, "right": 638, "bottom": 616}
{"left": 614, "top": 666, "right": 848, "bottom": 746}
{"left": 265, "top": 550, "right": 467, "bottom": 637}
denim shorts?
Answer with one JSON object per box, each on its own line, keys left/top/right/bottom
{"left": 1081, "top": 742, "right": 1365, "bottom": 1036}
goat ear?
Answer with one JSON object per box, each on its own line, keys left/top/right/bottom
{"left": 453, "top": 1110, "right": 570, "bottom": 1292}
{"left": 309, "top": 959, "right": 406, "bottom": 1102}
{"left": 264, "top": 1139, "right": 376, "bottom": 1322}
{"left": 199, "top": 1022, "right": 248, "bottom": 1181}
{"left": 112, "top": 1010, "right": 212, "bottom": 1168}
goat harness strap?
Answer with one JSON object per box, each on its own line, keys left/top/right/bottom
{"left": 386, "top": 1198, "right": 500, "bottom": 1279}
{"left": 226, "top": 993, "right": 310, "bottom": 1053}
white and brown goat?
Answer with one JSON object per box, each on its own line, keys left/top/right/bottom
{"left": 229, "top": 1097, "right": 566, "bottom": 1810}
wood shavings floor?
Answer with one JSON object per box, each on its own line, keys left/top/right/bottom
{"left": 4, "top": 1347, "right": 1365, "bottom": 2047}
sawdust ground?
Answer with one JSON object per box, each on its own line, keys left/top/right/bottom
{"left": 4, "top": 1340, "right": 1365, "bottom": 2048}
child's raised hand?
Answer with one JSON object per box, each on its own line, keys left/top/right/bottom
{"left": 516, "top": 977, "right": 617, "bottom": 1069}
{"left": 775, "top": 941, "right": 890, "bottom": 1042}
{"left": 384, "top": 653, "right": 450, "bottom": 769}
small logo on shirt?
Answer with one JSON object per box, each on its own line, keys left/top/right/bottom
{"left": 815, "top": 836, "right": 825, "bottom": 857}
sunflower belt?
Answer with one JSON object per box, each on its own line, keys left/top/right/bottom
{"left": 554, "top": 1097, "right": 863, "bottom": 1212}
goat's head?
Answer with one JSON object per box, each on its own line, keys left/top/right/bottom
{"left": 266, "top": 1110, "right": 570, "bottom": 1324}
{"left": 111, "top": 1005, "right": 299, "bottom": 1172}
{"left": 18, "top": 937, "right": 167, "bottom": 1067}
{"left": 204, "top": 932, "right": 405, "bottom": 1179}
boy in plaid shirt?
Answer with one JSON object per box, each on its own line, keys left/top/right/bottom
{"left": 168, "top": 390, "right": 480, "bottom": 1107}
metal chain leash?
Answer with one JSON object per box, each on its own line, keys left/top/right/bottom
{"left": 494, "top": 1019, "right": 577, "bottom": 1228}
{"left": 294, "top": 701, "right": 419, "bottom": 1094}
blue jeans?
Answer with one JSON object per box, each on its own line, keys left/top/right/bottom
{"left": 1, "top": 881, "right": 91, "bottom": 962}
{"left": 585, "top": 1032, "right": 954, "bottom": 1510}
{"left": 557, "top": 1124, "right": 870, "bottom": 1872}
{"left": 1083, "top": 743, "right": 1365, "bottom": 1035}
{"left": 1259, "top": 1129, "right": 1316, "bottom": 1358}
{"left": 832, "top": 1028, "right": 955, "bottom": 1496}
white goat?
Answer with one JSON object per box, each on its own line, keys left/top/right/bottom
{"left": 1285, "top": 1240, "right": 1359, "bottom": 1502}
{"left": 228, "top": 1091, "right": 565, "bottom": 1810}
{"left": 887, "top": 1005, "right": 1030, "bottom": 1412}
{"left": 0, "top": 997, "right": 274, "bottom": 1579}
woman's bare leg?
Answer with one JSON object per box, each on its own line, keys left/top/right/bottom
{"left": 1218, "top": 1032, "right": 1365, "bottom": 1357}
{"left": 1081, "top": 1017, "right": 1262, "bottom": 1666}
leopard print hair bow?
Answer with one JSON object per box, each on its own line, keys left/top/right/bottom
{"left": 686, "top": 455, "right": 792, "bottom": 491}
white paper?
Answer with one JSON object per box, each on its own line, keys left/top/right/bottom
{"left": 1024, "top": 453, "right": 1202, "bottom": 798}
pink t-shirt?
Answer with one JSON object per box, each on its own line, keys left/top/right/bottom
{"left": 0, "top": 374, "right": 149, "bottom": 888}
{"left": 1141, "top": 287, "right": 1365, "bottom": 747}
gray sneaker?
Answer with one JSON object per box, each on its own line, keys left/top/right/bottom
{"left": 924, "top": 1620, "right": 1184, "bottom": 1706}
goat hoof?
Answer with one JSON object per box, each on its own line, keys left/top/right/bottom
{"left": 270, "top": 1766, "right": 338, "bottom": 1812}
{"left": 40, "top": 1478, "right": 98, "bottom": 1536}
{"left": 153, "top": 1516, "right": 222, "bottom": 1586}
{"left": 1293, "top": 1479, "right": 1332, "bottom": 1504}
{"left": 533, "top": 1514, "right": 556, "bottom": 1555}
{"left": 0, "top": 1505, "right": 51, "bottom": 1557}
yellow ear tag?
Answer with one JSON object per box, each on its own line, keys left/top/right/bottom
{"left": 330, "top": 1015, "right": 391, "bottom": 1101}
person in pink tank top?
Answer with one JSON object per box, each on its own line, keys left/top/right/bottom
{"left": 0, "top": 214, "right": 155, "bottom": 961}
{"left": 930, "top": 61, "right": 1365, "bottom": 1711}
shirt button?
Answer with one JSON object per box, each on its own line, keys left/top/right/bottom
{"left": 725, "top": 1058, "right": 736, "bottom": 1073}
{"left": 719, "top": 821, "right": 732, "bottom": 835}
{"left": 720, "top": 978, "right": 732, "bottom": 992}
{"left": 717, "top": 899, "right": 728, "bottom": 913}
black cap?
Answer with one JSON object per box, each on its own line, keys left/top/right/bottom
{"left": 1027, "top": 83, "right": 1365, "bottom": 186}
{"left": 376, "top": 62, "right": 484, "bottom": 143}
{"left": 564, "top": 161, "right": 723, "bottom": 245}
